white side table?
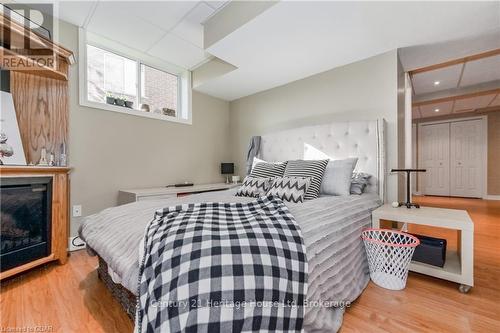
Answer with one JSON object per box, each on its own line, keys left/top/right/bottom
{"left": 371, "top": 204, "right": 474, "bottom": 293}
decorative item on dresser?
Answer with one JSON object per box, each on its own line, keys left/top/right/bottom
{"left": 220, "top": 162, "right": 234, "bottom": 183}
{"left": 0, "top": 91, "right": 26, "bottom": 165}
{"left": 0, "top": 166, "right": 71, "bottom": 280}
{"left": 117, "top": 183, "right": 239, "bottom": 205}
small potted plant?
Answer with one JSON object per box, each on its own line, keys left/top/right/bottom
{"left": 106, "top": 93, "right": 116, "bottom": 105}
{"left": 124, "top": 98, "right": 133, "bottom": 108}
{"left": 115, "top": 96, "right": 125, "bottom": 107}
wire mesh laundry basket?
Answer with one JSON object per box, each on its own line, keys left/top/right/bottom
{"left": 362, "top": 228, "right": 420, "bottom": 290}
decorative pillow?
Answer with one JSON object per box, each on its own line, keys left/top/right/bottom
{"left": 250, "top": 158, "right": 287, "bottom": 178}
{"left": 320, "top": 158, "right": 359, "bottom": 196}
{"left": 350, "top": 172, "right": 372, "bottom": 195}
{"left": 284, "top": 159, "right": 329, "bottom": 200}
{"left": 266, "top": 177, "right": 311, "bottom": 203}
{"left": 235, "top": 176, "right": 273, "bottom": 198}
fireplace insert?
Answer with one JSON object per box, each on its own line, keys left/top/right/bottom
{"left": 1, "top": 177, "right": 52, "bottom": 272}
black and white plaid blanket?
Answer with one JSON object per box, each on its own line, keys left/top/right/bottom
{"left": 136, "top": 196, "right": 308, "bottom": 333}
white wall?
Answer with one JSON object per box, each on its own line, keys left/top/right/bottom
{"left": 229, "top": 50, "right": 401, "bottom": 202}
{"left": 57, "top": 21, "right": 231, "bottom": 235}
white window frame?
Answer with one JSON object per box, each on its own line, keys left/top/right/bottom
{"left": 78, "top": 28, "right": 192, "bottom": 125}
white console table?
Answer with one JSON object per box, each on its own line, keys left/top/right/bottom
{"left": 118, "top": 183, "right": 239, "bottom": 205}
{"left": 372, "top": 204, "right": 474, "bottom": 293}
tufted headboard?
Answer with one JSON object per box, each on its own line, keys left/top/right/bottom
{"left": 259, "top": 119, "right": 386, "bottom": 201}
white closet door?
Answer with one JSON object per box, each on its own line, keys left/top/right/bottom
{"left": 450, "top": 119, "right": 483, "bottom": 198}
{"left": 419, "top": 123, "right": 450, "bottom": 196}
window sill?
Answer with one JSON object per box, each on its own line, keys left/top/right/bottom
{"left": 80, "top": 100, "right": 192, "bottom": 125}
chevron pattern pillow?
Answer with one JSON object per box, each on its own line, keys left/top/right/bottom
{"left": 266, "top": 177, "right": 312, "bottom": 203}
{"left": 235, "top": 176, "right": 273, "bottom": 198}
{"left": 284, "top": 159, "right": 329, "bottom": 200}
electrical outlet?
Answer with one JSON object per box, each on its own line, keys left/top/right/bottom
{"left": 72, "top": 205, "right": 82, "bottom": 217}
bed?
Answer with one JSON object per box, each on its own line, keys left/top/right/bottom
{"left": 79, "top": 119, "right": 386, "bottom": 332}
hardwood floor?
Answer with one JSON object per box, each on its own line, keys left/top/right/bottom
{"left": 343, "top": 196, "right": 500, "bottom": 332}
{"left": 0, "top": 252, "right": 133, "bottom": 333}
{"left": 1, "top": 196, "right": 498, "bottom": 332}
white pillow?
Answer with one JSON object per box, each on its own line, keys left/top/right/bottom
{"left": 320, "top": 158, "right": 358, "bottom": 196}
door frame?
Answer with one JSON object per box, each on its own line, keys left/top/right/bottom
{"left": 417, "top": 115, "right": 488, "bottom": 199}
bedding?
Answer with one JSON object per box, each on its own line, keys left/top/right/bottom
{"left": 320, "top": 158, "right": 358, "bottom": 196}
{"left": 350, "top": 172, "right": 372, "bottom": 195}
{"left": 266, "top": 176, "right": 311, "bottom": 203}
{"left": 79, "top": 189, "right": 381, "bottom": 332}
{"left": 283, "top": 160, "right": 329, "bottom": 200}
{"left": 250, "top": 158, "right": 287, "bottom": 178}
{"left": 137, "top": 197, "right": 308, "bottom": 332}
{"left": 235, "top": 176, "right": 272, "bottom": 197}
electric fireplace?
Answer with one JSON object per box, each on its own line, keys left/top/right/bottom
{"left": 1, "top": 177, "right": 52, "bottom": 272}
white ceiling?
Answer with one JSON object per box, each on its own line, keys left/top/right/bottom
{"left": 399, "top": 30, "right": 500, "bottom": 72}
{"left": 196, "top": 1, "right": 500, "bottom": 100}
{"left": 412, "top": 64, "right": 464, "bottom": 95}
{"left": 413, "top": 91, "right": 499, "bottom": 119}
{"left": 45, "top": 1, "right": 228, "bottom": 69}
{"left": 410, "top": 52, "right": 500, "bottom": 119}
{"left": 411, "top": 54, "right": 500, "bottom": 96}
{"left": 14, "top": 1, "right": 500, "bottom": 102}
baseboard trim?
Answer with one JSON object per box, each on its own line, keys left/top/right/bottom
{"left": 68, "top": 236, "right": 86, "bottom": 252}
{"left": 484, "top": 195, "right": 500, "bottom": 201}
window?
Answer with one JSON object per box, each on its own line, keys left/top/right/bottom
{"left": 140, "top": 64, "right": 178, "bottom": 117}
{"left": 87, "top": 45, "right": 137, "bottom": 105}
{"left": 79, "top": 31, "right": 191, "bottom": 124}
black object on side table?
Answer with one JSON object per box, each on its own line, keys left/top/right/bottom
{"left": 391, "top": 168, "right": 426, "bottom": 209}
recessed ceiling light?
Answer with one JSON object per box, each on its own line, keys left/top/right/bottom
{"left": 434, "top": 108, "right": 440, "bottom": 112}
{"left": 434, "top": 81, "right": 440, "bottom": 86}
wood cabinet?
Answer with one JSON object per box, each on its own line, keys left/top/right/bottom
{"left": 0, "top": 11, "right": 74, "bottom": 279}
{"left": 0, "top": 166, "right": 71, "bottom": 280}
{"left": 1, "top": 11, "right": 74, "bottom": 164}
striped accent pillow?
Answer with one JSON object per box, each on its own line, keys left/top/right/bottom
{"left": 284, "top": 159, "right": 329, "bottom": 200}
{"left": 235, "top": 176, "right": 273, "bottom": 198}
{"left": 266, "top": 177, "right": 311, "bottom": 203}
{"left": 250, "top": 160, "right": 287, "bottom": 178}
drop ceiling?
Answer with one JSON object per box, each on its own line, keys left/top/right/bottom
{"left": 11, "top": 1, "right": 500, "bottom": 102}
{"left": 412, "top": 55, "right": 500, "bottom": 96}
{"left": 413, "top": 90, "right": 499, "bottom": 119}
{"left": 411, "top": 52, "right": 500, "bottom": 120}
{"left": 38, "top": 1, "right": 228, "bottom": 69}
